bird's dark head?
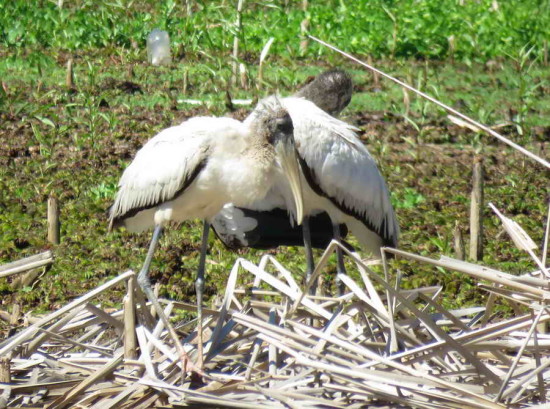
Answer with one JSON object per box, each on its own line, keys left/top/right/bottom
{"left": 294, "top": 69, "right": 353, "bottom": 116}
{"left": 253, "top": 97, "right": 294, "bottom": 146}
{"left": 267, "top": 110, "right": 293, "bottom": 146}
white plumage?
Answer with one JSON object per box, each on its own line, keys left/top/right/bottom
{"left": 214, "top": 96, "right": 399, "bottom": 257}
{"left": 110, "top": 116, "right": 294, "bottom": 232}
{"left": 284, "top": 97, "right": 398, "bottom": 254}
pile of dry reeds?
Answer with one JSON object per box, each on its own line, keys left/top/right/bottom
{"left": 1, "top": 238, "right": 549, "bottom": 409}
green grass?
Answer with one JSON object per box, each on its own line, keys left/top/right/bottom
{"left": 1, "top": 0, "right": 549, "bottom": 61}
{"left": 0, "top": 0, "right": 549, "bottom": 321}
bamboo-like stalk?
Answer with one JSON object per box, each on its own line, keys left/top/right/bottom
{"left": 300, "top": 0, "right": 310, "bottom": 55}
{"left": 9, "top": 304, "right": 20, "bottom": 326}
{"left": 532, "top": 321, "right": 546, "bottom": 404}
{"left": 239, "top": 63, "right": 248, "bottom": 90}
{"left": 242, "top": 258, "right": 332, "bottom": 320}
{"left": 382, "top": 253, "right": 399, "bottom": 354}
{"left": 36, "top": 328, "right": 113, "bottom": 356}
{"left": 0, "top": 357, "right": 10, "bottom": 383}
{"left": 135, "top": 326, "right": 157, "bottom": 379}
{"left": 124, "top": 277, "right": 137, "bottom": 362}
{"left": 182, "top": 69, "right": 188, "bottom": 94}
{"left": 230, "top": 0, "right": 244, "bottom": 88}
{"left": 0, "top": 251, "right": 53, "bottom": 278}
{"left": 448, "top": 35, "right": 456, "bottom": 63}
{"left": 353, "top": 266, "right": 500, "bottom": 384}
{"left": 542, "top": 199, "right": 550, "bottom": 267}
{"left": 244, "top": 334, "right": 263, "bottom": 380}
{"left": 255, "top": 331, "right": 502, "bottom": 409}
{"left": 65, "top": 59, "right": 74, "bottom": 89}
{"left": 142, "top": 325, "right": 179, "bottom": 367}
{"left": 268, "top": 308, "right": 277, "bottom": 386}
{"left": 469, "top": 157, "right": 484, "bottom": 261}
{"left": 4, "top": 222, "right": 550, "bottom": 407}
{"left": 47, "top": 196, "right": 60, "bottom": 245}
{"left": 202, "top": 262, "right": 242, "bottom": 364}
{"left": 299, "top": 18, "right": 309, "bottom": 54}
{"left": 454, "top": 222, "right": 465, "bottom": 260}
{"left": 367, "top": 55, "right": 380, "bottom": 89}
{"left": 85, "top": 303, "right": 124, "bottom": 331}
{"left": 385, "top": 248, "right": 550, "bottom": 299}
{"left": 26, "top": 306, "right": 84, "bottom": 356}
{"left": 501, "top": 347, "right": 550, "bottom": 401}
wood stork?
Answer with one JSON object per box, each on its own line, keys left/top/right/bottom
{"left": 211, "top": 69, "right": 399, "bottom": 292}
{"left": 109, "top": 97, "right": 304, "bottom": 369}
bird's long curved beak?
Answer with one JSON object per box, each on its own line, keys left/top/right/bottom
{"left": 275, "top": 136, "right": 304, "bottom": 225}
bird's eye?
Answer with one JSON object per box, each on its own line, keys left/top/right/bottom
{"left": 275, "top": 115, "right": 293, "bottom": 134}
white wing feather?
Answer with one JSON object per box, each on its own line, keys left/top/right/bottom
{"left": 282, "top": 97, "right": 399, "bottom": 245}
{"left": 110, "top": 117, "right": 241, "bottom": 223}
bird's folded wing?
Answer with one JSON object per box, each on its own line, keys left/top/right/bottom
{"left": 284, "top": 98, "right": 399, "bottom": 246}
{"left": 109, "top": 118, "right": 231, "bottom": 223}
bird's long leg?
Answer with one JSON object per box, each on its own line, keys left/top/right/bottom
{"left": 195, "top": 220, "right": 210, "bottom": 369}
{"left": 302, "top": 216, "right": 316, "bottom": 295}
{"left": 333, "top": 223, "right": 346, "bottom": 295}
{"left": 137, "top": 224, "right": 200, "bottom": 375}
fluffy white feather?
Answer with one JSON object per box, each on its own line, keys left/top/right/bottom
{"left": 109, "top": 116, "right": 280, "bottom": 233}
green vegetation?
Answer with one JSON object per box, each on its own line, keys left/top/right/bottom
{"left": 1, "top": 0, "right": 549, "bottom": 61}
{"left": 0, "top": 1, "right": 549, "bottom": 321}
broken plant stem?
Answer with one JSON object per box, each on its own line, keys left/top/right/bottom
{"left": 308, "top": 35, "right": 550, "bottom": 170}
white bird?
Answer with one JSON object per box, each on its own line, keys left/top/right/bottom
{"left": 109, "top": 97, "right": 304, "bottom": 369}
{"left": 212, "top": 70, "right": 399, "bottom": 292}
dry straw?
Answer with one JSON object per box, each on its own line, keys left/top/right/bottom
{"left": 1, "top": 238, "right": 550, "bottom": 407}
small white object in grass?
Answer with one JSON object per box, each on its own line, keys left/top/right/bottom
{"left": 231, "top": 99, "right": 253, "bottom": 105}
{"left": 177, "top": 98, "right": 252, "bottom": 106}
{"left": 177, "top": 99, "right": 203, "bottom": 105}
{"left": 147, "top": 29, "right": 172, "bottom": 66}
